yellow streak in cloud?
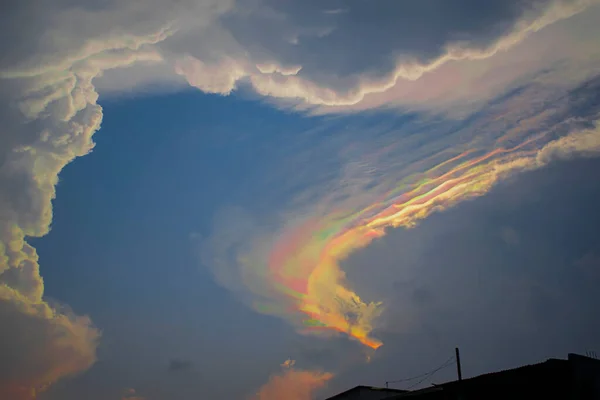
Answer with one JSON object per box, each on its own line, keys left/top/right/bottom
{"left": 261, "top": 126, "right": 594, "bottom": 348}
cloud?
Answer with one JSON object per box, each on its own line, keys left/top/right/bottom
{"left": 75, "top": 0, "right": 600, "bottom": 115}
{"left": 168, "top": 359, "right": 193, "bottom": 373}
{"left": 226, "top": 0, "right": 590, "bottom": 78}
{"left": 0, "top": 43, "right": 148, "bottom": 398}
{"left": 321, "top": 156, "right": 600, "bottom": 395}
{"left": 172, "top": 0, "right": 600, "bottom": 112}
{"left": 8, "top": 0, "right": 590, "bottom": 119}
{"left": 0, "top": 294, "right": 99, "bottom": 396}
{"left": 0, "top": 1, "right": 231, "bottom": 395}
{"left": 200, "top": 68, "right": 600, "bottom": 350}
{"left": 173, "top": 54, "right": 246, "bottom": 94}
{"left": 537, "top": 122, "right": 600, "bottom": 164}
{"left": 1, "top": 0, "right": 600, "bottom": 396}
{"left": 251, "top": 361, "right": 333, "bottom": 400}
{"left": 121, "top": 388, "right": 145, "bottom": 400}
{"left": 310, "top": 5, "right": 600, "bottom": 115}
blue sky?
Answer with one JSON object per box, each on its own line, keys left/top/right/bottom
{"left": 37, "top": 91, "right": 309, "bottom": 398}
{"left": 1, "top": 1, "right": 600, "bottom": 400}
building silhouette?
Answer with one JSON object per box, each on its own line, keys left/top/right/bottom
{"left": 326, "top": 386, "right": 408, "bottom": 400}
{"left": 325, "top": 353, "right": 600, "bottom": 400}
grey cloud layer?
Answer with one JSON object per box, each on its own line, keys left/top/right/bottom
{"left": 173, "top": 0, "right": 599, "bottom": 108}
{"left": 84, "top": 0, "right": 600, "bottom": 110}
{"left": 225, "top": 0, "right": 567, "bottom": 83}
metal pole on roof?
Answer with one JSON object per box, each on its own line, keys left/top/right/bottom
{"left": 455, "top": 347, "right": 463, "bottom": 381}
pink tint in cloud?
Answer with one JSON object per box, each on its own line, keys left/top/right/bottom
{"left": 252, "top": 362, "right": 333, "bottom": 400}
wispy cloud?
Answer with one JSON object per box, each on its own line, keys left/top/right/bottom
{"left": 200, "top": 76, "right": 600, "bottom": 350}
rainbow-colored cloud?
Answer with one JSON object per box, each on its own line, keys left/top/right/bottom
{"left": 204, "top": 110, "right": 600, "bottom": 349}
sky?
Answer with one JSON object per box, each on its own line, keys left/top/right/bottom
{"left": 1, "top": 1, "right": 600, "bottom": 399}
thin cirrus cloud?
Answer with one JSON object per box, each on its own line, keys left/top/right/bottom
{"left": 1, "top": 0, "right": 600, "bottom": 398}
{"left": 206, "top": 94, "right": 600, "bottom": 397}
{"left": 201, "top": 113, "right": 600, "bottom": 353}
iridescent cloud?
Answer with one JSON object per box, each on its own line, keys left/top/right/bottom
{"left": 204, "top": 103, "right": 600, "bottom": 348}
{"left": 257, "top": 135, "right": 549, "bottom": 348}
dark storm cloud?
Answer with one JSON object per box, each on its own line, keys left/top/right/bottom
{"left": 191, "top": 0, "right": 599, "bottom": 111}
{"left": 226, "top": 0, "right": 548, "bottom": 82}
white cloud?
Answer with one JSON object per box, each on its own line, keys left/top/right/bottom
{"left": 256, "top": 63, "right": 302, "bottom": 76}
{"left": 0, "top": 0, "right": 231, "bottom": 394}
{"left": 174, "top": 54, "right": 246, "bottom": 94}
{"left": 537, "top": 122, "right": 600, "bottom": 164}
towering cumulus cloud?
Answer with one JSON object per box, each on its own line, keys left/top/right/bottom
{"left": 0, "top": 0, "right": 229, "bottom": 396}
{"left": 0, "top": 25, "right": 161, "bottom": 400}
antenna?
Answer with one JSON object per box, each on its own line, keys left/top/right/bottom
{"left": 585, "top": 350, "right": 598, "bottom": 359}
{"left": 455, "top": 347, "right": 463, "bottom": 381}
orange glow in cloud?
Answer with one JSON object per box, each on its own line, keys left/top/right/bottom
{"left": 255, "top": 132, "right": 550, "bottom": 349}
{"left": 252, "top": 361, "right": 333, "bottom": 400}
{"left": 0, "top": 384, "right": 36, "bottom": 400}
{"left": 205, "top": 118, "right": 599, "bottom": 351}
